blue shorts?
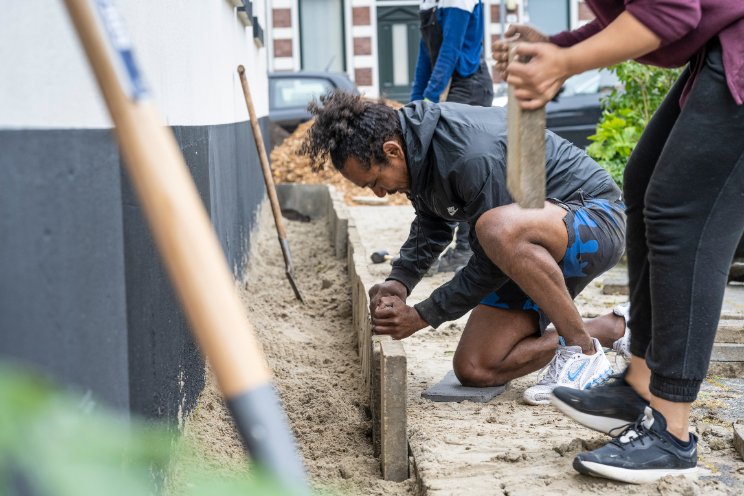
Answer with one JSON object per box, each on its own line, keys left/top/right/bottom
{"left": 480, "top": 192, "right": 626, "bottom": 332}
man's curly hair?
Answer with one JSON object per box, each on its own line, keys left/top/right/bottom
{"left": 300, "top": 90, "right": 402, "bottom": 172}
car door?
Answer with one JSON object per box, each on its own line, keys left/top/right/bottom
{"left": 546, "top": 93, "right": 603, "bottom": 149}
{"left": 546, "top": 69, "right": 618, "bottom": 149}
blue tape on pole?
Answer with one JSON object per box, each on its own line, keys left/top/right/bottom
{"left": 92, "top": 0, "right": 148, "bottom": 100}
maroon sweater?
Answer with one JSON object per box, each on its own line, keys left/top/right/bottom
{"left": 549, "top": 0, "right": 744, "bottom": 105}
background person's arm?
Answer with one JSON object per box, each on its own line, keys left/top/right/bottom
{"left": 423, "top": 7, "right": 471, "bottom": 101}
{"left": 411, "top": 38, "right": 433, "bottom": 102}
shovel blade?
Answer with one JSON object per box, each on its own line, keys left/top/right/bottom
{"left": 285, "top": 269, "right": 305, "bottom": 303}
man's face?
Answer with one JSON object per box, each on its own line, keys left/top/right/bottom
{"left": 340, "top": 141, "right": 410, "bottom": 198}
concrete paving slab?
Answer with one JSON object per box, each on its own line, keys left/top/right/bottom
{"left": 711, "top": 343, "right": 744, "bottom": 362}
{"left": 717, "top": 320, "right": 744, "bottom": 343}
{"left": 734, "top": 421, "right": 744, "bottom": 461}
{"left": 422, "top": 370, "right": 507, "bottom": 403}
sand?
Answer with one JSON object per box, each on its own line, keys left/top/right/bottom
{"left": 173, "top": 201, "right": 744, "bottom": 496}
{"left": 174, "top": 204, "right": 414, "bottom": 495}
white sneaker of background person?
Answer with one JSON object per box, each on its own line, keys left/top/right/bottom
{"left": 523, "top": 337, "right": 614, "bottom": 405}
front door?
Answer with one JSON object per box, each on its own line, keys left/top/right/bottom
{"left": 377, "top": 5, "right": 419, "bottom": 103}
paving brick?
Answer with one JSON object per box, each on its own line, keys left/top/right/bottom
{"left": 380, "top": 339, "right": 408, "bottom": 481}
{"left": 334, "top": 208, "right": 348, "bottom": 258}
{"left": 710, "top": 343, "right": 744, "bottom": 362}
{"left": 371, "top": 335, "right": 391, "bottom": 458}
{"left": 708, "top": 361, "right": 744, "bottom": 378}
{"left": 716, "top": 320, "right": 744, "bottom": 344}
{"left": 734, "top": 421, "right": 744, "bottom": 461}
{"left": 506, "top": 44, "right": 545, "bottom": 208}
{"left": 601, "top": 277, "right": 629, "bottom": 295}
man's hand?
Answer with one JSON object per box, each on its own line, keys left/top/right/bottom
{"left": 371, "top": 295, "right": 428, "bottom": 340}
{"left": 368, "top": 280, "right": 408, "bottom": 315}
{"left": 492, "top": 24, "right": 549, "bottom": 76}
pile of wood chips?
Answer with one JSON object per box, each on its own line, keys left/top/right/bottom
{"left": 269, "top": 99, "right": 411, "bottom": 206}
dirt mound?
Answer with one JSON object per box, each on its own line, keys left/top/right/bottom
{"left": 270, "top": 99, "right": 410, "bottom": 207}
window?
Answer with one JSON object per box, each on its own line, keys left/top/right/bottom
{"left": 561, "top": 69, "right": 621, "bottom": 97}
{"left": 270, "top": 77, "right": 335, "bottom": 110}
{"left": 299, "top": 0, "right": 345, "bottom": 72}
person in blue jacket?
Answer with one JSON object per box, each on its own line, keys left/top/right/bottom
{"left": 411, "top": 0, "right": 493, "bottom": 274}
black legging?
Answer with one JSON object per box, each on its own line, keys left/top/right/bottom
{"left": 626, "top": 39, "right": 744, "bottom": 402}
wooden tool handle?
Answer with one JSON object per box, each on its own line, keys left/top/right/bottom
{"left": 237, "top": 66, "right": 288, "bottom": 241}
{"left": 63, "top": 0, "right": 270, "bottom": 396}
{"left": 506, "top": 41, "right": 546, "bottom": 209}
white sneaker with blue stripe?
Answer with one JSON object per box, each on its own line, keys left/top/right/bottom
{"left": 523, "top": 338, "right": 613, "bottom": 405}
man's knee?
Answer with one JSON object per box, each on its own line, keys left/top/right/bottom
{"left": 453, "top": 354, "right": 509, "bottom": 387}
{"left": 475, "top": 208, "right": 520, "bottom": 259}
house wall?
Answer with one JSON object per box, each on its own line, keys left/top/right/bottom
{"left": 0, "top": 0, "right": 270, "bottom": 424}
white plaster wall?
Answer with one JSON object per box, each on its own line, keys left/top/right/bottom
{"left": 0, "top": 0, "right": 269, "bottom": 129}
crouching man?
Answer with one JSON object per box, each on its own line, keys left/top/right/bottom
{"left": 301, "top": 91, "right": 629, "bottom": 403}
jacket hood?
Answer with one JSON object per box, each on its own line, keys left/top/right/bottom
{"left": 398, "top": 101, "right": 441, "bottom": 195}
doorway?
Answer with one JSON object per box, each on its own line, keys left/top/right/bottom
{"left": 377, "top": 5, "right": 419, "bottom": 103}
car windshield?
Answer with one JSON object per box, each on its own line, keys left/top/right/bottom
{"left": 561, "top": 69, "right": 620, "bottom": 97}
{"left": 270, "top": 77, "right": 335, "bottom": 110}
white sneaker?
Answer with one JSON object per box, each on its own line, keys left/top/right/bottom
{"left": 611, "top": 302, "right": 631, "bottom": 360}
{"left": 523, "top": 338, "right": 614, "bottom": 405}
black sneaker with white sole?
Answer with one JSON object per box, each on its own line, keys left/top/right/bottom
{"left": 550, "top": 371, "right": 648, "bottom": 435}
{"left": 573, "top": 406, "right": 698, "bottom": 484}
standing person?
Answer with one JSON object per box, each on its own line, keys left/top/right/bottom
{"left": 411, "top": 0, "right": 494, "bottom": 274}
{"left": 301, "top": 91, "right": 631, "bottom": 405}
{"left": 495, "top": 0, "right": 744, "bottom": 483}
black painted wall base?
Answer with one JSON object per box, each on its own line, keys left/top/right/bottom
{"left": 0, "top": 118, "right": 269, "bottom": 423}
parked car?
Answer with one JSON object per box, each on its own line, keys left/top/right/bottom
{"left": 493, "top": 68, "right": 621, "bottom": 149}
{"left": 268, "top": 71, "right": 359, "bottom": 146}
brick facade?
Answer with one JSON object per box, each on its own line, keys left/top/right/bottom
{"left": 490, "top": 4, "right": 500, "bottom": 23}
{"left": 273, "top": 39, "right": 293, "bottom": 58}
{"left": 272, "top": 8, "right": 292, "bottom": 28}
{"left": 353, "top": 36, "right": 372, "bottom": 56}
{"left": 352, "top": 6, "right": 370, "bottom": 26}
{"left": 355, "top": 68, "right": 372, "bottom": 86}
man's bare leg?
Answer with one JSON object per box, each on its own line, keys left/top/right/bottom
{"left": 454, "top": 306, "right": 554, "bottom": 387}
{"left": 584, "top": 312, "right": 627, "bottom": 348}
{"left": 454, "top": 306, "right": 627, "bottom": 387}
{"left": 475, "top": 202, "right": 595, "bottom": 354}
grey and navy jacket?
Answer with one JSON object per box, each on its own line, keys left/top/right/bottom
{"left": 387, "top": 101, "right": 621, "bottom": 328}
{"left": 411, "top": 0, "right": 485, "bottom": 102}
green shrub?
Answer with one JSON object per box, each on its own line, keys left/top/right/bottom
{"left": 0, "top": 363, "right": 305, "bottom": 496}
{"left": 586, "top": 62, "right": 682, "bottom": 188}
